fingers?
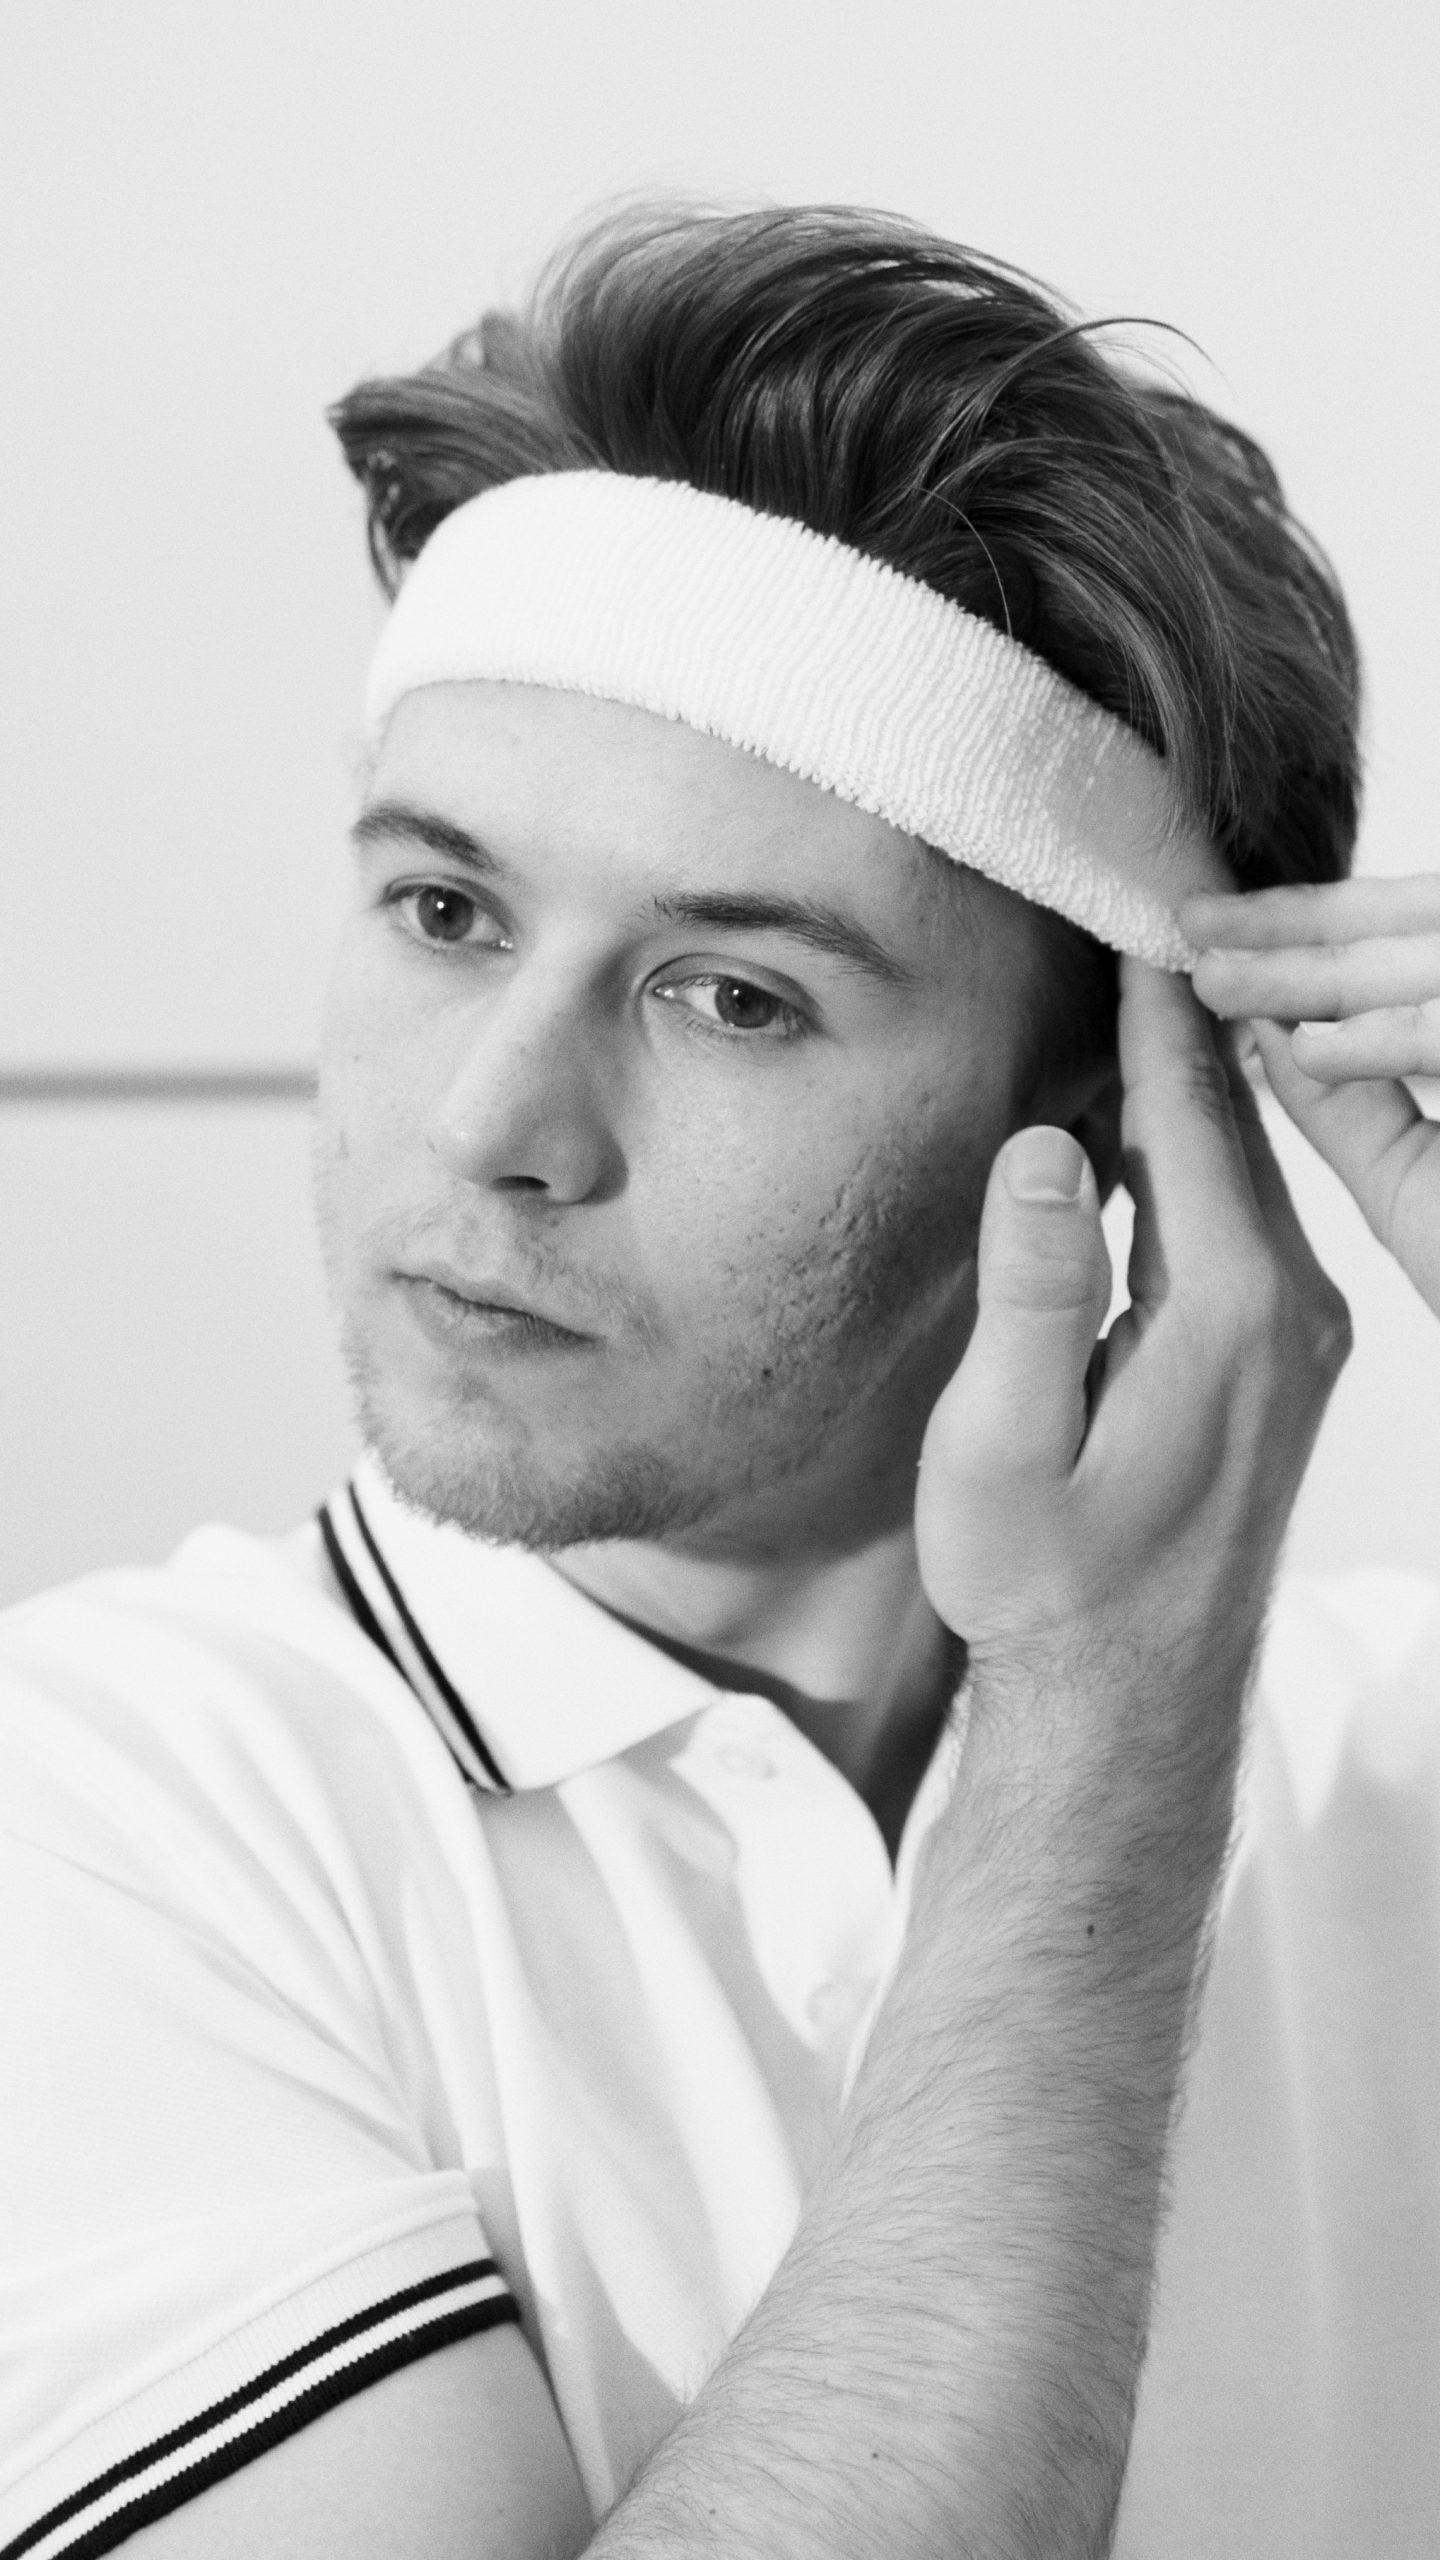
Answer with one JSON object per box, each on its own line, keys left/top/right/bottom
{"left": 1191, "top": 934, "right": 1440, "bottom": 1028}
{"left": 1183, "top": 875, "right": 1440, "bottom": 1073}
{"left": 1289, "top": 1001, "right": 1440, "bottom": 1082}
{"left": 1252, "top": 1020, "right": 1440, "bottom": 1316}
{"left": 1115, "top": 961, "right": 1270, "bottom": 1318}
{"left": 1183, "top": 875, "right": 1440, "bottom": 951}
{"left": 916, "top": 999, "right": 1354, "bottom": 1653}
{"left": 1211, "top": 1022, "right": 1327, "bottom": 1290}
{"left": 922, "top": 1127, "right": 1110, "bottom": 1486}
{"left": 914, "top": 1125, "right": 1113, "bottom": 1638}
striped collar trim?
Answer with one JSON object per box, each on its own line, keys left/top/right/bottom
{"left": 317, "top": 1453, "right": 717, "bottom": 1794}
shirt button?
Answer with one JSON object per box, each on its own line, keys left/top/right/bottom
{"left": 806, "top": 1980, "right": 867, "bottom": 2037}
{"left": 716, "top": 1743, "right": 776, "bottom": 1780}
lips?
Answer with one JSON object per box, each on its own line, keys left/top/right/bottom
{"left": 400, "top": 1261, "right": 593, "bottom": 1340}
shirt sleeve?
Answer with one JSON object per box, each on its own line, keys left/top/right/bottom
{"left": 0, "top": 1569, "right": 519, "bottom": 2560}
{"left": 1256, "top": 1566, "right": 1440, "bottom": 1829}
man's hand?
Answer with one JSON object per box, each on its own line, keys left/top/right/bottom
{"left": 1184, "top": 874, "right": 1440, "bottom": 1316}
{"left": 915, "top": 959, "right": 1350, "bottom": 1689}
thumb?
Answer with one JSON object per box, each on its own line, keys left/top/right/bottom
{"left": 916, "top": 1126, "right": 1111, "bottom": 1632}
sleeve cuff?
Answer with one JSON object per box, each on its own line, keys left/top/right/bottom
{"left": 2, "top": 2206, "right": 517, "bottom": 2560}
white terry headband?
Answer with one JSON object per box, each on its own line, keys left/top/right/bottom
{"left": 365, "top": 469, "right": 1233, "bottom": 970}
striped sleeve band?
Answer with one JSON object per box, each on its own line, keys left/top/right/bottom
{"left": 3, "top": 2259, "right": 518, "bottom": 2560}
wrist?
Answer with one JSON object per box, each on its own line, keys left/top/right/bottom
{"left": 959, "top": 1586, "right": 1262, "bottom": 1806}
{"left": 911, "top": 1634, "right": 1251, "bottom": 2021}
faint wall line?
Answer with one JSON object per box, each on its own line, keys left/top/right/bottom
{"left": 0, "top": 1068, "right": 318, "bottom": 1105}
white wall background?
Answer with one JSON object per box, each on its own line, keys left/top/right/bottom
{"left": 2, "top": 0, "right": 1437, "bottom": 1607}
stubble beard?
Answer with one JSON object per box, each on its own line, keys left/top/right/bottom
{"left": 332, "top": 1197, "right": 980, "bottom": 1561}
{"left": 339, "top": 1318, "right": 716, "bottom": 1549}
{"left": 336, "top": 1300, "right": 913, "bottom": 1554}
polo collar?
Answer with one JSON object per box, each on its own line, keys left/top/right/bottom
{"left": 317, "top": 1453, "right": 719, "bottom": 1793}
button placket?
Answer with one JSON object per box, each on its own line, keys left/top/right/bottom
{"left": 715, "top": 1742, "right": 776, "bottom": 1781}
{"left": 678, "top": 1696, "right": 898, "bottom": 2056}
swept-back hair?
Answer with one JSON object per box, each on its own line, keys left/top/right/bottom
{"left": 332, "top": 201, "right": 1360, "bottom": 906}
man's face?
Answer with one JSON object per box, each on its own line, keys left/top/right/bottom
{"left": 316, "top": 681, "right": 1063, "bottom": 1558}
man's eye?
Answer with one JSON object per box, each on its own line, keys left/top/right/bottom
{"left": 388, "top": 884, "right": 497, "bottom": 948}
{"left": 654, "top": 974, "right": 806, "bottom": 1040}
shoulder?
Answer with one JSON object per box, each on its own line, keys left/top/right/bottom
{"left": 2, "top": 1512, "right": 378, "bottom": 1706}
{"left": 0, "top": 1519, "right": 481, "bottom": 1979}
{"left": 1, "top": 1513, "right": 450, "bottom": 1769}
{"left": 0, "top": 1533, "right": 528, "bottom": 2552}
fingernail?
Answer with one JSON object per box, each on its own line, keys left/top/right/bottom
{"left": 1004, "top": 1128, "right": 1086, "bottom": 1202}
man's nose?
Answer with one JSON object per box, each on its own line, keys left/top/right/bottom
{"left": 426, "top": 983, "right": 621, "bottom": 1202}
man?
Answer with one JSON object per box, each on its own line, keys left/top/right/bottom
{"left": 3, "top": 204, "right": 1439, "bottom": 2560}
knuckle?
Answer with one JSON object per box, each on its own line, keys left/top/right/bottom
{"left": 1305, "top": 1279, "right": 1354, "bottom": 1378}
{"left": 1223, "top": 1256, "right": 1352, "bottom": 1384}
{"left": 1190, "top": 950, "right": 1243, "bottom": 1012}
{"left": 1273, "top": 881, "right": 1327, "bottom": 922}
{"left": 1172, "top": 1048, "right": 1234, "bottom": 1127}
{"left": 1173, "top": 1039, "right": 1272, "bottom": 1148}
{"left": 985, "top": 1249, "right": 1107, "bottom": 1313}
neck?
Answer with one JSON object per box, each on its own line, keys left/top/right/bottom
{"left": 552, "top": 1519, "right": 962, "bottom": 1861}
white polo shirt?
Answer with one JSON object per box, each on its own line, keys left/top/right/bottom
{"left": 2, "top": 1456, "right": 1439, "bottom": 2560}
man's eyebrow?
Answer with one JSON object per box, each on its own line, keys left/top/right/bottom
{"left": 350, "top": 800, "right": 502, "bottom": 877}
{"left": 352, "top": 808, "right": 914, "bottom": 986}
{"left": 649, "top": 890, "right": 916, "bottom": 988}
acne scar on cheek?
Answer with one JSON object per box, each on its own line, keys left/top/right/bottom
{"left": 714, "top": 1125, "right": 986, "bottom": 1384}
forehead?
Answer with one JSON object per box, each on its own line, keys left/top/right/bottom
{"left": 366, "top": 678, "right": 960, "bottom": 937}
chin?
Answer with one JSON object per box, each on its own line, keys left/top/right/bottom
{"left": 354, "top": 1384, "right": 712, "bottom": 1552}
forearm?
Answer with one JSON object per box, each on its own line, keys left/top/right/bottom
{"left": 588, "top": 1645, "right": 1243, "bottom": 2560}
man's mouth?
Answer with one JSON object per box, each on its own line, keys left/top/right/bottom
{"left": 396, "top": 1262, "right": 595, "bottom": 1348}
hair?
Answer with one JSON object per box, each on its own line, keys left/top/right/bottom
{"left": 329, "top": 201, "right": 1362, "bottom": 1084}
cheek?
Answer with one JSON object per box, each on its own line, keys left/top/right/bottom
{"left": 320, "top": 912, "right": 451, "bottom": 1111}
{"left": 313, "top": 960, "right": 415, "bottom": 1265}
{"left": 639, "top": 1083, "right": 995, "bottom": 1373}
{"left": 801, "top": 1118, "right": 993, "bottom": 1351}
{"left": 634, "top": 1089, "right": 850, "bottom": 1278}
{"left": 310, "top": 1084, "right": 366, "bottom": 1298}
